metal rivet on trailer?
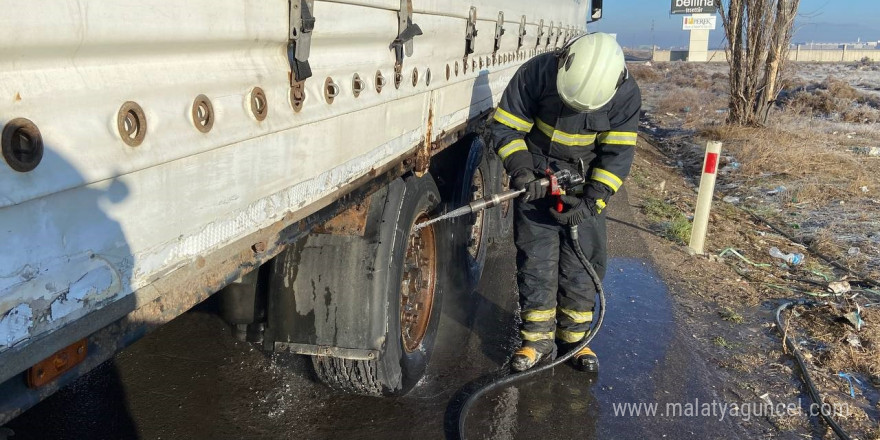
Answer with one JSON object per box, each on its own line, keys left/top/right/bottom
{"left": 117, "top": 101, "right": 147, "bottom": 147}
{"left": 191, "top": 95, "right": 214, "bottom": 133}
{"left": 445, "top": 64, "right": 450, "bottom": 81}
{"left": 1, "top": 118, "right": 43, "bottom": 172}
{"left": 394, "top": 65, "right": 403, "bottom": 90}
{"left": 455, "top": 61, "right": 459, "bottom": 76}
{"left": 290, "top": 81, "right": 306, "bottom": 112}
{"left": 472, "top": 59, "right": 476, "bottom": 71}
{"left": 375, "top": 71, "right": 387, "bottom": 94}
{"left": 411, "top": 68, "right": 419, "bottom": 87}
{"left": 324, "top": 78, "right": 340, "bottom": 104}
{"left": 479, "top": 58, "right": 483, "bottom": 69}
{"left": 425, "top": 68, "right": 432, "bottom": 86}
{"left": 249, "top": 87, "right": 268, "bottom": 121}
{"left": 352, "top": 73, "right": 366, "bottom": 98}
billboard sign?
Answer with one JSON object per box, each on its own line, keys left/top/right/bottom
{"left": 671, "top": 0, "right": 718, "bottom": 14}
{"left": 682, "top": 15, "right": 717, "bottom": 30}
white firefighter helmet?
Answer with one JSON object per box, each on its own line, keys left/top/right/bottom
{"left": 556, "top": 32, "right": 627, "bottom": 112}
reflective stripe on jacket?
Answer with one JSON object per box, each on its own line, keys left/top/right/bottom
{"left": 490, "top": 52, "right": 641, "bottom": 194}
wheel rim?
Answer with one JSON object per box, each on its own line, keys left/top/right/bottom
{"left": 401, "top": 214, "right": 437, "bottom": 353}
{"left": 467, "top": 168, "right": 486, "bottom": 260}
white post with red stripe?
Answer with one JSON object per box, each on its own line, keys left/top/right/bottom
{"left": 689, "top": 141, "right": 722, "bottom": 254}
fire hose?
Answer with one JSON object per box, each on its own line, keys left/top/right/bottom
{"left": 419, "top": 169, "right": 607, "bottom": 440}
{"left": 455, "top": 224, "right": 606, "bottom": 440}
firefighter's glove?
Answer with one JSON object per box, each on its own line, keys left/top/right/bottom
{"left": 549, "top": 195, "right": 598, "bottom": 226}
{"left": 583, "top": 182, "right": 613, "bottom": 214}
{"left": 511, "top": 169, "right": 545, "bottom": 202}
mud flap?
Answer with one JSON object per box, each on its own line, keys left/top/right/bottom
{"left": 264, "top": 183, "right": 397, "bottom": 359}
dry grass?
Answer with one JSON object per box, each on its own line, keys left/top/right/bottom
{"left": 699, "top": 116, "right": 878, "bottom": 205}
{"left": 628, "top": 63, "right": 663, "bottom": 83}
{"left": 635, "top": 61, "right": 880, "bottom": 439}
{"left": 629, "top": 62, "right": 728, "bottom": 93}
{"left": 657, "top": 87, "right": 703, "bottom": 114}
{"left": 646, "top": 62, "right": 880, "bottom": 273}
{"left": 784, "top": 77, "right": 880, "bottom": 124}
{"left": 801, "top": 305, "right": 880, "bottom": 378}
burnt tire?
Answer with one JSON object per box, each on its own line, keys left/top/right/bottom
{"left": 453, "top": 135, "right": 494, "bottom": 283}
{"left": 486, "top": 143, "right": 514, "bottom": 239}
{"left": 312, "top": 173, "right": 449, "bottom": 396}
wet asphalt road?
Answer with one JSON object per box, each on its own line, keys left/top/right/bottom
{"left": 5, "top": 190, "right": 750, "bottom": 439}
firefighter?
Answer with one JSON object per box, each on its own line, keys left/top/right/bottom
{"left": 490, "top": 32, "right": 641, "bottom": 372}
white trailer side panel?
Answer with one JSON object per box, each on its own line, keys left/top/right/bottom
{"left": 0, "top": 0, "right": 588, "bottom": 360}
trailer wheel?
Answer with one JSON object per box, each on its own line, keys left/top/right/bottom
{"left": 454, "top": 136, "right": 494, "bottom": 283}
{"left": 486, "top": 145, "right": 514, "bottom": 238}
{"left": 312, "top": 173, "right": 448, "bottom": 396}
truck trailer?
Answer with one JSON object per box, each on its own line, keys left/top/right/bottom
{"left": 0, "top": 0, "right": 601, "bottom": 422}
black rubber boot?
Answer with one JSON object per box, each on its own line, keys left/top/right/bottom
{"left": 511, "top": 347, "right": 544, "bottom": 372}
{"left": 511, "top": 343, "right": 556, "bottom": 372}
{"left": 571, "top": 346, "right": 599, "bottom": 373}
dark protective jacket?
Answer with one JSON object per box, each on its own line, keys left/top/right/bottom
{"left": 490, "top": 52, "right": 641, "bottom": 194}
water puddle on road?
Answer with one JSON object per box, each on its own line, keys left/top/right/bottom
{"left": 302, "top": 256, "right": 726, "bottom": 439}
{"left": 7, "top": 253, "right": 735, "bottom": 440}
{"left": 456, "top": 257, "right": 689, "bottom": 440}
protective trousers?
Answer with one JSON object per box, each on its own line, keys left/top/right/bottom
{"left": 514, "top": 197, "right": 607, "bottom": 355}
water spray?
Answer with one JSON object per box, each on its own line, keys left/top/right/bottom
{"left": 413, "top": 186, "right": 531, "bottom": 231}
{"left": 414, "top": 168, "right": 584, "bottom": 231}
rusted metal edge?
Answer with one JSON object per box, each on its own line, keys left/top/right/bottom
{"left": 311, "top": 198, "right": 371, "bottom": 236}
{"left": 414, "top": 98, "right": 434, "bottom": 176}
{"left": 273, "top": 342, "right": 378, "bottom": 361}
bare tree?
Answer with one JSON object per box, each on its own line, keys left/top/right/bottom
{"left": 719, "top": 0, "right": 800, "bottom": 126}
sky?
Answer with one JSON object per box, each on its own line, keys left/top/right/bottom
{"left": 591, "top": 0, "right": 880, "bottom": 49}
